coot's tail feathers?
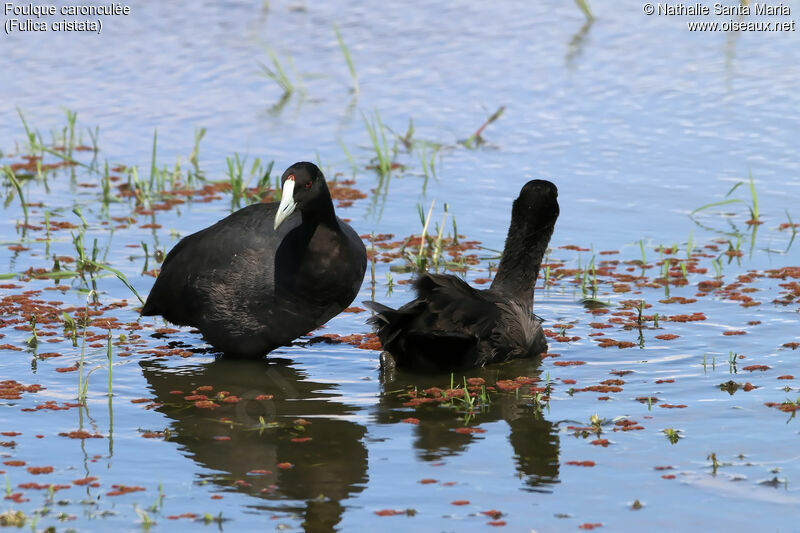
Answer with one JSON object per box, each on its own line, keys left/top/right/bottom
{"left": 363, "top": 300, "right": 413, "bottom": 345}
{"left": 140, "top": 299, "right": 159, "bottom": 316}
{"left": 364, "top": 297, "right": 482, "bottom": 371}
{"left": 362, "top": 300, "right": 396, "bottom": 320}
{"left": 363, "top": 300, "right": 424, "bottom": 352}
{"left": 363, "top": 301, "right": 399, "bottom": 335}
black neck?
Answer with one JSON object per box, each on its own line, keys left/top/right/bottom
{"left": 301, "top": 184, "right": 339, "bottom": 230}
{"left": 490, "top": 221, "right": 554, "bottom": 307}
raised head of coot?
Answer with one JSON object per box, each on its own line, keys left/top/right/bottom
{"left": 140, "top": 162, "right": 367, "bottom": 358}
{"left": 364, "top": 179, "right": 559, "bottom": 372}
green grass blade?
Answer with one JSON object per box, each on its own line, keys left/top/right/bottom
{"left": 334, "top": 24, "right": 359, "bottom": 93}
{"left": 32, "top": 143, "right": 98, "bottom": 174}
{"left": 84, "top": 260, "right": 144, "bottom": 304}
{"left": 690, "top": 198, "right": 743, "bottom": 215}
{"left": 2, "top": 166, "right": 28, "bottom": 224}
{"left": 16, "top": 107, "right": 37, "bottom": 147}
{"left": 149, "top": 129, "right": 158, "bottom": 187}
{"left": 574, "top": 0, "right": 594, "bottom": 20}
{"left": 725, "top": 180, "right": 744, "bottom": 197}
{"left": 259, "top": 47, "right": 294, "bottom": 94}
{"left": 31, "top": 270, "right": 81, "bottom": 279}
{"left": 747, "top": 169, "right": 759, "bottom": 220}
{"left": 339, "top": 139, "right": 357, "bottom": 176}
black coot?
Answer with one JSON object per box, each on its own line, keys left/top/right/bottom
{"left": 141, "top": 162, "right": 367, "bottom": 357}
{"left": 364, "top": 179, "right": 559, "bottom": 372}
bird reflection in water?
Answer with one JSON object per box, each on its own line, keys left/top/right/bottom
{"left": 141, "top": 352, "right": 559, "bottom": 531}
{"left": 140, "top": 357, "right": 368, "bottom": 531}
{"left": 375, "top": 356, "right": 561, "bottom": 492}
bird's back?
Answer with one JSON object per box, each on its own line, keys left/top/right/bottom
{"left": 367, "top": 273, "right": 544, "bottom": 371}
{"left": 141, "top": 202, "right": 295, "bottom": 326}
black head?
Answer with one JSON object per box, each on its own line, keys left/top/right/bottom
{"left": 274, "top": 162, "right": 331, "bottom": 229}
{"left": 511, "top": 179, "right": 559, "bottom": 230}
{"left": 281, "top": 161, "right": 327, "bottom": 204}
{"left": 490, "top": 179, "right": 559, "bottom": 297}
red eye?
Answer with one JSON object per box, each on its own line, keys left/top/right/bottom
{"left": 304, "top": 181, "right": 312, "bottom": 189}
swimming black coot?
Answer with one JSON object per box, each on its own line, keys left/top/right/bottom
{"left": 364, "top": 179, "right": 559, "bottom": 372}
{"left": 141, "top": 162, "right": 367, "bottom": 357}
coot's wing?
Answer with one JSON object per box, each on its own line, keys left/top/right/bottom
{"left": 418, "top": 274, "right": 548, "bottom": 363}
{"left": 411, "top": 273, "right": 501, "bottom": 334}
{"left": 141, "top": 203, "right": 295, "bottom": 324}
{"left": 336, "top": 216, "right": 368, "bottom": 306}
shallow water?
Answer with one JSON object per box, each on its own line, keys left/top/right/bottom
{"left": 1, "top": 1, "right": 800, "bottom": 531}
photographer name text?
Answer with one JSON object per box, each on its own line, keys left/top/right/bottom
{"left": 653, "top": 3, "right": 789, "bottom": 16}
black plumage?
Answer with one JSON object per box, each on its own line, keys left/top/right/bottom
{"left": 364, "top": 179, "right": 559, "bottom": 372}
{"left": 141, "top": 162, "right": 367, "bottom": 357}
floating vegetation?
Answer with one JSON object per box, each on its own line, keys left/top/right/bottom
{"left": 1, "top": 111, "right": 799, "bottom": 532}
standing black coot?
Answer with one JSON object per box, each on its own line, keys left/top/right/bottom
{"left": 141, "top": 162, "right": 367, "bottom": 358}
{"left": 364, "top": 180, "right": 559, "bottom": 372}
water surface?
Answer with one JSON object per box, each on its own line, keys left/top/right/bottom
{"left": 1, "top": 1, "right": 799, "bottom": 531}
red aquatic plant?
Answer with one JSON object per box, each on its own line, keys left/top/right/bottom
{"left": 27, "top": 466, "right": 54, "bottom": 474}
{"left": 565, "top": 461, "right": 596, "bottom": 467}
{"left": 106, "top": 485, "right": 145, "bottom": 496}
{"left": 453, "top": 427, "right": 486, "bottom": 434}
{"left": 374, "top": 509, "right": 403, "bottom": 516}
